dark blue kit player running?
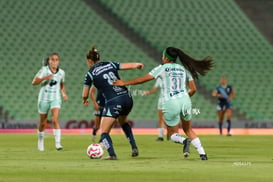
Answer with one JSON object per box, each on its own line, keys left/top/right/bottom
{"left": 82, "top": 46, "right": 144, "bottom": 160}
{"left": 212, "top": 76, "right": 235, "bottom": 136}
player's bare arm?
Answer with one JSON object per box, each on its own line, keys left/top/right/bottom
{"left": 120, "top": 63, "right": 144, "bottom": 70}
{"left": 113, "top": 74, "right": 154, "bottom": 86}
{"left": 32, "top": 74, "right": 53, "bottom": 85}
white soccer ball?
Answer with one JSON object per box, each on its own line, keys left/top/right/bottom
{"left": 87, "top": 143, "right": 104, "bottom": 159}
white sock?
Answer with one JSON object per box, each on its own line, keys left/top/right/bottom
{"left": 191, "top": 137, "right": 206, "bottom": 155}
{"left": 37, "top": 131, "right": 45, "bottom": 151}
{"left": 158, "top": 128, "right": 164, "bottom": 138}
{"left": 53, "top": 129, "right": 62, "bottom": 147}
{"left": 170, "top": 133, "right": 186, "bottom": 144}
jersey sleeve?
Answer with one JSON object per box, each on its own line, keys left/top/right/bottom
{"left": 110, "top": 62, "right": 121, "bottom": 70}
{"left": 229, "top": 85, "right": 233, "bottom": 91}
{"left": 185, "top": 69, "right": 193, "bottom": 81}
{"left": 149, "top": 65, "right": 162, "bottom": 78}
{"left": 35, "top": 67, "right": 46, "bottom": 78}
{"left": 216, "top": 85, "right": 220, "bottom": 93}
{"left": 229, "top": 85, "right": 234, "bottom": 94}
{"left": 84, "top": 72, "right": 93, "bottom": 88}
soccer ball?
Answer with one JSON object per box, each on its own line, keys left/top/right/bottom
{"left": 87, "top": 143, "right": 104, "bottom": 159}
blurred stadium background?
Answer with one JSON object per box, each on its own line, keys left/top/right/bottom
{"left": 0, "top": 0, "right": 272, "bottom": 129}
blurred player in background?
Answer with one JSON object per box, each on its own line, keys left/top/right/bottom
{"left": 89, "top": 86, "right": 105, "bottom": 142}
{"left": 114, "top": 47, "right": 213, "bottom": 160}
{"left": 32, "top": 53, "right": 68, "bottom": 151}
{"left": 82, "top": 45, "right": 143, "bottom": 160}
{"left": 212, "top": 76, "right": 235, "bottom": 136}
{"left": 142, "top": 78, "right": 168, "bottom": 141}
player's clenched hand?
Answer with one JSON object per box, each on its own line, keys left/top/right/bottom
{"left": 62, "top": 94, "right": 68, "bottom": 101}
{"left": 44, "top": 74, "right": 53, "bottom": 80}
{"left": 83, "top": 99, "right": 89, "bottom": 106}
{"left": 136, "top": 63, "right": 144, "bottom": 69}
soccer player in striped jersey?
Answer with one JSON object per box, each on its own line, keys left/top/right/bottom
{"left": 82, "top": 46, "right": 143, "bottom": 160}
{"left": 114, "top": 47, "right": 213, "bottom": 160}
{"left": 32, "top": 53, "right": 68, "bottom": 151}
{"left": 212, "top": 77, "right": 235, "bottom": 136}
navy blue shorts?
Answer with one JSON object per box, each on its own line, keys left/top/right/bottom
{"left": 93, "top": 105, "right": 104, "bottom": 117}
{"left": 216, "top": 102, "right": 232, "bottom": 111}
{"left": 102, "top": 94, "right": 133, "bottom": 118}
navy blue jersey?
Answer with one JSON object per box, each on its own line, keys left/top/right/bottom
{"left": 96, "top": 91, "right": 105, "bottom": 107}
{"left": 84, "top": 62, "right": 129, "bottom": 103}
{"left": 215, "top": 85, "right": 233, "bottom": 111}
{"left": 216, "top": 85, "right": 233, "bottom": 104}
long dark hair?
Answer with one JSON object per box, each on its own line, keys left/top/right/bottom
{"left": 165, "top": 47, "right": 213, "bottom": 79}
{"left": 86, "top": 45, "right": 100, "bottom": 61}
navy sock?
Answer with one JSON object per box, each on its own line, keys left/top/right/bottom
{"left": 227, "top": 120, "right": 231, "bottom": 133}
{"left": 101, "top": 133, "right": 116, "bottom": 156}
{"left": 218, "top": 122, "right": 223, "bottom": 135}
{"left": 121, "top": 123, "right": 137, "bottom": 149}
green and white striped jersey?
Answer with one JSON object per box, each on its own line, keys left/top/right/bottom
{"left": 149, "top": 63, "right": 193, "bottom": 101}
{"left": 35, "top": 66, "right": 65, "bottom": 102}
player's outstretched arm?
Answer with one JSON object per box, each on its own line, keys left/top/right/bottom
{"left": 120, "top": 63, "right": 144, "bottom": 70}
{"left": 142, "top": 87, "right": 158, "bottom": 96}
{"left": 113, "top": 74, "right": 154, "bottom": 86}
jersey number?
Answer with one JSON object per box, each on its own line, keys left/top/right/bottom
{"left": 103, "top": 72, "right": 117, "bottom": 85}
{"left": 171, "top": 77, "right": 182, "bottom": 90}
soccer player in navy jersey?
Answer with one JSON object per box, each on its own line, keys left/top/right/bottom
{"left": 212, "top": 76, "right": 235, "bottom": 136}
{"left": 82, "top": 46, "right": 144, "bottom": 160}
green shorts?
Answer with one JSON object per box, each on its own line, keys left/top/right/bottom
{"left": 38, "top": 100, "right": 62, "bottom": 114}
{"left": 162, "top": 95, "right": 192, "bottom": 126}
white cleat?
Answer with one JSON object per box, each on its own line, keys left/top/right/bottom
{"left": 56, "top": 143, "right": 63, "bottom": 151}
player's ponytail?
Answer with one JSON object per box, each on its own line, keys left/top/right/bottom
{"left": 86, "top": 45, "right": 100, "bottom": 62}
{"left": 164, "top": 47, "right": 214, "bottom": 79}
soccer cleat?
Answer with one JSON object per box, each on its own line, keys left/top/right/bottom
{"left": 132, "top": 148, "right": 139, "bottom": 157}
{"left": 56, "top": 144, "right": 63, "bottom": 151}
{"left": 156, "top": 137, "right": 164, "bottom": 141}
{"left": 200, "top": 154, "right": 208, "bottom": 160}
{"left": 38, "top": 143, "right": 44, "bottom": 151}
{"left": 103, "top": 155, "right": 117, "bottom": 160}
{"left": 227, "top": 133, "right": 232, "bottom": 136}
{"left": 183, "top": 138, "right": 191, "bottom": 158}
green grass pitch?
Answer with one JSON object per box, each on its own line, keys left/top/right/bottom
{"left": 0, "top": 134, "right": 272, "bottom": 182}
